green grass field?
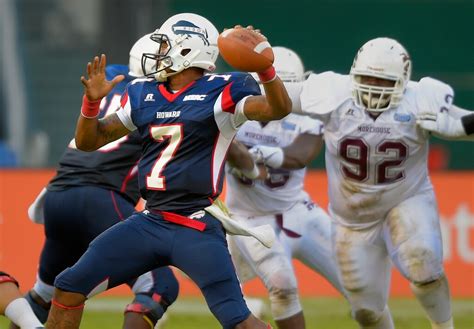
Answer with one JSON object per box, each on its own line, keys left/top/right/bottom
{"left": 1, "top": 296, "right": 472, "bottom": 328}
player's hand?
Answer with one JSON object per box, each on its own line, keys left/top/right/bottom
{"left": 416, "top": 111, "right": 466, "bottom": 137}
{"left": 228, "top": 163, "right": 268, "bottom": 181}
{"left": 80, "top": 54, "right": 124, "bottom": 101}
{"left": 248, "top": 145, "right": 284, "bottom": 169}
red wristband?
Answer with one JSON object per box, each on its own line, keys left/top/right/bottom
{"left": 257, "top": 66, "right": 277, "bottom": 84}
{"left": 81, "top": 95, "right": 102, "bottom": 118}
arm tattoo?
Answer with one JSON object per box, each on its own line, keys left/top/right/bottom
{"left": 98, "top": 114, "right": 129, "bottom": 144}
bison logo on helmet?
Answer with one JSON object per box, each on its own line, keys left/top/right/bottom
{"left": 172, "top": 20, "right": 210, "bottom": 45}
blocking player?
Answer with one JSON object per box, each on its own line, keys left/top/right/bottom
{"left": 21, "top": 34, "right": 179, "bottom": 329}
{"left": 225, "top": 46, "right": 345, "bottom": 329}
{"left": 0, "top": 272, "right": 44, "bottom": 328}
{"left": 286, "top": 37, "right": 472, "bottom": 329}
{"left": 46, "top": 13, "right": 291, "bottom": 329}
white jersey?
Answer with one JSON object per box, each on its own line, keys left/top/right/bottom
{"left": 296, "top": 72, "right": 454, "bottom": 228}
{"left": 226, "top": 114, "right": 323, "bottom": 216}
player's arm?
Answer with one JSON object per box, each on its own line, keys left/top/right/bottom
{"left": 250, "top": 133, "right": 323, "bottom": 170}
{"left": 416, "top": 105, "right": 474, "bottom": 141}
{"left": 227, "top": 140, "right": 268, "bottom": 180}
{"left": 243, "top": 74, "right": 292, "bottom": 121}
{"left": 75, "top": 54, "right": 129, "bottom": 151}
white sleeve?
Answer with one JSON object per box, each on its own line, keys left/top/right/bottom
{"left": 286, "top": 113, "right": 324, "bottom": 135}
{"left": 300, "top": 72, "right": 351, "bottom": 122}
{"left": 116, "top": 106, "right": 137, "bottom": 131}
{"left": 415, "top": 77, "right": 454, "bottom": 115}
{"left": 213, "top": 94, "right": 250, "bottom": 139}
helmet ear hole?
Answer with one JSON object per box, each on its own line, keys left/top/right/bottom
{"left": 181, "top": 49, "right": 191, "bottom": 56}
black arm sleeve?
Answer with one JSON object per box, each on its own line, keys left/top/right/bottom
{"left": 461, "top": 113, "right": 474, "bottom": 135}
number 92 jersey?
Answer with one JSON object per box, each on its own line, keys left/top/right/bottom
{"left": 298, "top": 72, "right": 454, "bottom": 228}
{"left": 116, "top": 72, "right": 261, "bottom": 215}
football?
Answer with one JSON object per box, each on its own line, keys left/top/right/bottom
{"left": 217, "top": 27, "right": 274, "bottom": 72}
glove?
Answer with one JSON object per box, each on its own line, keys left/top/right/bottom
{"left": 416, "top": 111, "right": 466, "bottom": 138}
{"left": 248, "top": 145, "right": 284, "bottom": 168}
{"left": 228, "top": 163, "right": 261, "bottom": 180}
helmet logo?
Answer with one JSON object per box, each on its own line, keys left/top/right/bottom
{"left": 401, "top": 53, "right": 411, "bottom": 78}
{"left": 172, "top": 20, "right": 209, "bottom": 45}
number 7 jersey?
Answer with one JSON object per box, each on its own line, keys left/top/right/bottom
{"left": 297, "top": 72, "right": 454, "bottom": 228}
{"left": 116, "top": 72, "right": 261, "bottom": 215}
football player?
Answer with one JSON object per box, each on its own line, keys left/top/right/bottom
{"left": 0, "top": 271, "right": 44, "bottom": 328}
{"left": 225, "top": 46, "right": 346, "bottom": 329}
{"left": 21, "top": 34, "right": 179, "bottom": 329}
{"left": 285, "top": 37, "right": 472, "bottom": 329}
{"left": 46, "top": 13, "right": 291, "bottom": 329}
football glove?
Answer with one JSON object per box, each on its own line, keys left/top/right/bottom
{"left": 248, "top": 145, "right": 284, "bottom": 168}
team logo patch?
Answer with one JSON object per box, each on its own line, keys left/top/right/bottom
{"left": 281, "top": 121, "right": 296, "bottom": 131}
{"left": 183, "top": 94, "right": 207, "bottom": 101}
{"left": 393, "top": 113, "right": 411, "bottom": 122}
{"left": 144, "top": 93, "right": 155, "bottom": 102}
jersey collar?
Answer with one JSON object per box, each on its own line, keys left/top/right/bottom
{"left": 158, "top": 81, "right": 196, "bottom": 102}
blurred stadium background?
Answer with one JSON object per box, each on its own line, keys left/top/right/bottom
{"left": 0, "top": 0, "right": 473, "bottom": 328}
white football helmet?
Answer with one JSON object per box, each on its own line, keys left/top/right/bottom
{"left": 251, "top": 46, "right": 311, "bottom": 83}
{"left": 350, "top": 37, "right": 412, "bottom": 112}
{"left": 142, "top": 13, "right": 219, "bottom": 82}
{"left": 273, "top": 46, "right": 312, "bottom": 82}
{"left": 128, "top": 33, "right": 160, "bottom": 77}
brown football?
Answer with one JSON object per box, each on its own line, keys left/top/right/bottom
{"left": 217, "top": 27, "right": 274, "bottom": 72}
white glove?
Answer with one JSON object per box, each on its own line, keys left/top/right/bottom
{"left": 248, "top": 145, "right": 284, "bottom": 168}
{"left": 416, "top": 111, "right": 466, "bottom": 138}
{"left": 228, "top": 163, "right": 261, "bottom": 180}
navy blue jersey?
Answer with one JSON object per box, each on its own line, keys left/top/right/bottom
{"left": 117, "top": 72, "right": 261, "bottom": 214}
{"left": 48, "top": 64, "right": 142, "bottom": 204}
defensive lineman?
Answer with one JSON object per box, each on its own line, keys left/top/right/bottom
{"left": 286, "top": 37, "right": 473, "bottom": 328}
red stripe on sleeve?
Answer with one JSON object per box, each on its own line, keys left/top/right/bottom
{"left": 120, "top": 91, "right": 129, "bottom": 108}
{"left": 221, "top": 82, "right": 236, "bottom": 114}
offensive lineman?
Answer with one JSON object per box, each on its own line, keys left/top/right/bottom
{"left": 46, "top": 14, "right": 291, "bottom": 329}
{"left": 23, "top": 34, "right": 179, "bottom": 329}
{"left": 286, "top": 37, "right": 474, "bottom": 329}
{"left": 225, "top": 47, "right": 345, "bottom": 329}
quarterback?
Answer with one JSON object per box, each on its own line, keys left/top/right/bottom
{"left": 287, "top": 37, "right": 473, "bottom": 329}
{"left": 46, "top": 13, "right": 290, "bottom": 329}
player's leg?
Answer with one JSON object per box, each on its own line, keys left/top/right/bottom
{"left": 385, "top": 191, "right": 453, "bottom": 329}
{"left": 230, "top": 214, "right": 305, "bottom": 329}
{"left": 124, "top": 267, "right": 179, "bottom": 329}
{"left": 18, "top": 187, "right": 138, "bottom": 326}
{"left": 46, "top": 212, "right": 171, "bottom": 329}
{"left": 332, "top": 222, "right": 394, "bottom": 329}
{"left": 282, "top": 201, "right": 345, "bottom": 295}
{"left": 171, "top": 213, "right": 270, "bottom": 329}
{"left": 0, "top": 272, "right": 44, "bottom": 328}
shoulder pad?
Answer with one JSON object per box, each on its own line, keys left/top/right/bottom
{"left": 105, "top": 64, "right": 129, "bottom": 79}
{"left": 301, "top": 71, "right": 352, "bottom": 115}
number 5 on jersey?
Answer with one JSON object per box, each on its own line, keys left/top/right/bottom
{"left": 146, "top": 124, "right": 184, "bottom": 190}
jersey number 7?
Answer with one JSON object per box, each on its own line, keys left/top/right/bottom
{"left": 146, "top": 124, "right": 184, "bottom": 190}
